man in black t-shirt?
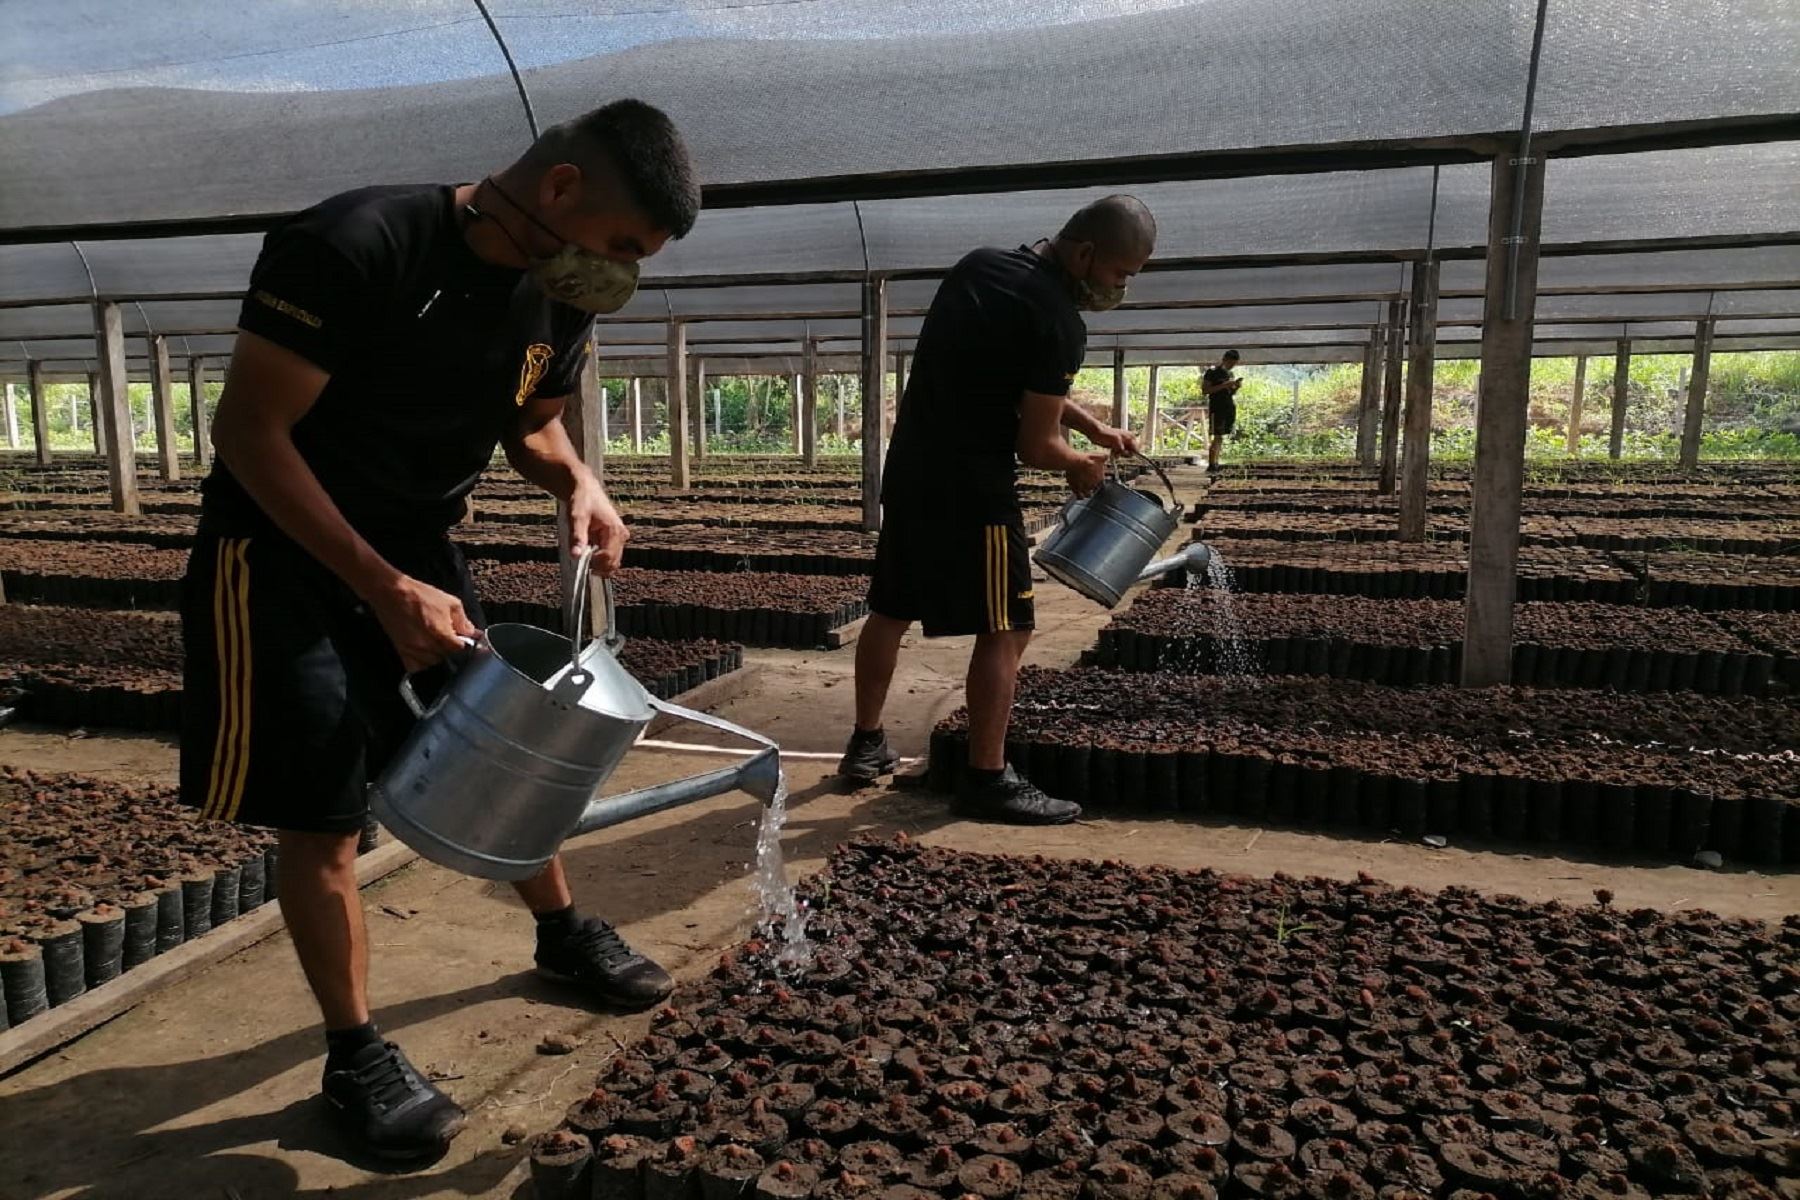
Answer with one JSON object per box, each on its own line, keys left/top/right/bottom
{"left": 182, "top": 101, "right": 699, "bottom": 1162}
{"left": 838, "top": 196, "right": 1156, "bottom": 824}
{"left": 1202, "top": 348, "right": 1242, "bottom": 471}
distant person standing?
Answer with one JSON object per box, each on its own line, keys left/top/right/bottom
{"left": 1202, "top": 349, "right": 1241, "bottom": 471}
{"left": 838, "top": 196, "right": 1154, "bottom": 824}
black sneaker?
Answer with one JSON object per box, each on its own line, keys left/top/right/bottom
{"left": 837, "top": 727, "right": 901, "bottom": 784}
{"left": 953, "top": 765, "right": 1082, "bottom": 826}
{"left": 322, "top": 1040, "right": 465, "bottom": 1161}
{"left": 536, "top": 916, "right": 674, "bottom": 1009}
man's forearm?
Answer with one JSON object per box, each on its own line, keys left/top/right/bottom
{"left": 216, "top": 426, "right": 398, "bottom": 601}
{"left": 1060, "top": 399, "right": 1106, "bottom": 441}
{"left": 506, "top": 418, "right": 598, "bottom": 503}
{"left": 1020, "top": 437, "right": 1097, "bottom": 473}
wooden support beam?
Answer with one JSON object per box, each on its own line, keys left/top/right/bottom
{"left": 187, "top": 357, "right": 210, "bottom": 468}
{"left": 1397, "top": 259, "right": 1440, "bottom": 542}
{"left": 147, "top": 334, "right": 179, "bottom": 481}
{"left": 801, "top": 338, "right": 820, "bottom": 468}
{"left": 556, "top": 330, "right": 608, "bottom": 622}
{"left": 1565, "top": 354, "right": 1587, "bottom": 456}
{"left": 3, "top": 382, "right": 17, "bottom": 450}
{"left": 1461, "top": 150, "right": 1546, "bottom": 687}
{"left": 860, "top": 276, "right": 888, "bottom": 532}
{"left": 629, "top": 377, "right": 643, "bottom": 453}
{"left": 888, "top": 352, "right": 906, "bottom": 443}
{"left": 1145, "top": 365, "right": 1161, "bottom": 451}
{"left": 1354, "top": 329, "right": 1381, "bottom": 466}
{"left": 28, "top": 360, "right": 50, "bottom": 465}
{"left": 667, "top": 323, "right": 690, "bottom": 488}
{"left": 791, "top": 374, "right": 805, "bottom": 454}
{"left": 1608, "top": 339, "right": 1631, "bottom": 460}
{"left": 690, "top": 357, "right": 708, "bottom": 460}
{"left": 1377, "top": 299, "right": 1404, "bottom": 493}
{"left": 1111, "top": 347, "right": 1127, "bottom": 427}
{"left": 1678, "top": 317, "right": 1715, "bottom": 468}
{"left": 93, "top": 302, "right": 140, "bottom": 514}
{"left": 87, "top": 370, "right": 105, "bottom": 456}
{"left": 834, "top": 376, "right": 846, "bottom": 441}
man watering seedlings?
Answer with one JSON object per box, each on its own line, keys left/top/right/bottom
{"left": 1202, "top": 348, "right": 1242, "bottom": 472}
{"left": 838, "top": 196, "right": 1155, "bottom": 824}
{"left": 182, "top": 100, "right": 699, "bottom": 1161}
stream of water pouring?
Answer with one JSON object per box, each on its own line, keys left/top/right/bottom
{"left": 1194, "top": 551, "right": 1263, "bottom": 684}
{"left": 750, "top": 772, "right": 814, "bottom": 972}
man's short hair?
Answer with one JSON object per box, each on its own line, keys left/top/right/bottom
{"left": 1223, "top": 349, "right": 1241, "bottom": 362}
{"left": 525, "top": 99, "right": 701, "bottom": 238}
{"left": 1058, "top": 195, "right": 1157, "bottom": 261}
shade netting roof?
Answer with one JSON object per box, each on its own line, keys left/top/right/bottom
{"left": 2, "top": 0, "right": 1795, "bottom": 374}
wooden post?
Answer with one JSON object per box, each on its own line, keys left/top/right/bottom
{"left": 1111, "top": 348, "right": 1127, "bottom": 428}
{"left": 1460, "top": 150, "right": 1546, "bottom": 687}
{"left": 860, "top": 276, "right": 888, "bottom": 532}
{"left": 1355, "top": 329, "right": 1381, "bottom": 466}
{"left": 28, "top": 361, "right": 50, "bottom": 465}
{"left": 1145, "top": 365, "right": 1161, "bottom": 452}
{"left": 1608, "top": 339, "right": 1630, "bottom": 460}
{"left": 1377, "top": 299, "right": 1404, "bottom": 493}
{"left": 629, "top": 377, "right": 643, "bottom": 452}
{"left": 801, "top": 338, "right": 820, "bottom": 468}
{"left": 1678, "top": 317, "right": 1714, "bottom": 469}
{"left": 791, "top": 374, "right": 805, "bottom": 454}
{"left": 87, "top": 371, "right": 106, "bottom": 456}
{"left": 187, "top": 358, "right": 210, "bottom": 468}
{"left": 3, "top": 383, "right": 17, "bottom": 450}
{"left": 691, "top": 358, "right": 707, "bottom": 460}
{"left": 1397, "top": 259, "right": 1440, "bottom": 542}
{"left": 597, "top": 378, "right": 610, "bottom": 447}
{"left": 834, "top": 376, "right": 846, "bottom": 441}
{"left": 1565, "top": 355, "right": 1587, "bottom": 456}
{"left": 555, "top": 331, "right": 608, "bottom": 614}
{"left": 667, "top": 323, "right": 690, "bottom": 488}
{"left": 888, "top": 353, "right": 905, "bottom": 443}
{"left": 147, "top": 334, "right": 180, "bottom": 481}
{"left": 93, "top": 301, "right": 141, "bottom": 515}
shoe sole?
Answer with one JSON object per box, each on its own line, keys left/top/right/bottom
{"left": 534, "top": 964, "right": 673, "bottom": 1010}
{"left": 951, "top": 801, "right": 1082, "bottom": 827}
{"left": 325, "top": 1097, "right": 466, "bottom": 1162}
{"left": 837, "top": 759, "right": 901, "bottom": 784}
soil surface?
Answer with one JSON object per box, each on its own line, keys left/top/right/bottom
{"left": 0, "top": 473, "right": 1794, "bottom": 1199}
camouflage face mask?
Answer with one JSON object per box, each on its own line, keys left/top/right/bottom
{"left": 527, "top": 242, "right": 640, "bottom": 314}
{"left": 482, "top": 177, "right": 641, "bottom": 314}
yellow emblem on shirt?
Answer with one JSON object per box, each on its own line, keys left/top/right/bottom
{"left": 515, "top": 343, "right": 553, "bottom": 406}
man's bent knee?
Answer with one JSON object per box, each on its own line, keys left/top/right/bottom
{"left": 279, "top": 828, "right": 363, "bottom": 871}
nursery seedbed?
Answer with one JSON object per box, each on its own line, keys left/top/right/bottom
{"left": 522, "top": 836, "right": 1800, "bottom": 1200}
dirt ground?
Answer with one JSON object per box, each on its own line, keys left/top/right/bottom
{"left": 2, "top": 537, "right": 1796, "bottom": 1199}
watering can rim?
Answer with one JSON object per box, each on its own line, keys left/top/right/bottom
{"left": 476, "top": 620, "right": 658, "bottom": 724}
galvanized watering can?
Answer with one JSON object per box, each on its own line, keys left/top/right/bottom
{"left": 1034, "top": 455, "right": 1212, "bottom": 608}
{"left": 370, "top": 548, "right": 780, "bottom": 882}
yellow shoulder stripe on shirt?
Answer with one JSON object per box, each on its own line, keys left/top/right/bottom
{"left": 251, "top": 290, "right": 323, "bottom": 329}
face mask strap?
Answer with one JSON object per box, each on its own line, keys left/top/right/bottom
{"left": 481, "top": 176, "right": 572, "bottom": 254}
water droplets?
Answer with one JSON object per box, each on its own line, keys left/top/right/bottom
{"left": 751, "top": 773, "right": 814, "bottom": 973}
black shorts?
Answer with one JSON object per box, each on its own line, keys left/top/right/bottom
{"left": 869, "top": 514, "right": 1033, "bottom": 637}
{"left": 179, "top": 531, "right": 482, "bottom": 834}
{"left": 1209, "top": 397, "right": 1237, "bottom": 436}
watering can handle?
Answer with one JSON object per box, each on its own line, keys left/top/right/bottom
{"left": 1121, "top": 450, "right": 1181, "bottom": 511}
{"left": 564, "top": 545, "right": 622, "bottom": 677}
{"left": 398, "top": 635, "right": 481, "bottom": 719}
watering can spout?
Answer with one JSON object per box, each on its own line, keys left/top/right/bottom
{"left": 1134, "top": 541, "right": 1213, "bottom": 585}
{"left": 570, "top": 745, "right": 782, "bottom": 838}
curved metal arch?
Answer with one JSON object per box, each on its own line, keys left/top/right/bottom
{"left": 471, "top": 0, "right": 540, "bottom": 140}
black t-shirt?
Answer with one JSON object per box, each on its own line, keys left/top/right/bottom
{"left": 883, "top": 245, "right": 1086, "bottom": 522}
{"left": 202, "top": 184, "right": 592, "bottom": 548}
{"left": 1204, "top": 366, "right": 1238, "bottom": 409}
